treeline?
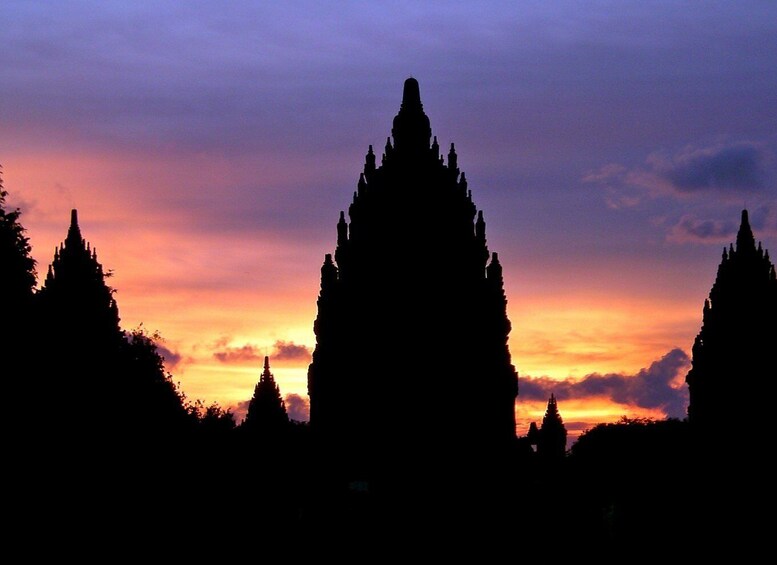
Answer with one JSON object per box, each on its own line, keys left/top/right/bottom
{"left": 2, "top": 176, "right": 311, "bottom": 548}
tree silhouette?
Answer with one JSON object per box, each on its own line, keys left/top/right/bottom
{"left": 0, "top": 167, "right": 36, "bottom": 307}
{"left": 118, "top": 327, "right": 196, "bottom": 440}
{"left": 1, "top": 168, "right": 38, "bottom": 444}
{"left": 567, "top": 417, "right": 690, "bottom": 550}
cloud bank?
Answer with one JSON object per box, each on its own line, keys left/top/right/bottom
{"left": 213, "top": 340, "right": 312, "bottom": 364}
{"left": 521, "top": 348, "right": 690, "bottom": 419}
{"left": 587, "top": 142, "right": 773, "bottom": 206}
{"left": 284, "top": 393, "right": 310, "bottom": 422}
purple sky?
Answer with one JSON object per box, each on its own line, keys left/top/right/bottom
{"left": 2, "top": 2, "right": 776, "bottom": 425}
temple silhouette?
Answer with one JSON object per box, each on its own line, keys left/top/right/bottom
{"left": 527, "top": 394, "right": 568, "bottom": 461}
{"left": 307, "top": 78, "right": 518, "bottom": 494}
{"left": 243, "top": 356, "right": 289, "bottom": 434}
{"left": 686, "top": 209, "right": 777, "bottom": 440}
{"left": 34, "top": 209, "right": 192, "bottom": 443}
{"left": 4, "top": 82, "right": 776, "bottom": 553}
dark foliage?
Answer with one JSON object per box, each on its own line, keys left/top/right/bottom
{"left": 0, "top": 168, "right": 37, "bottom": 305}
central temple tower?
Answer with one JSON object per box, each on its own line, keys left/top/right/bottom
{"left": 308, "top": 78, "right": 518, "bottom": 485}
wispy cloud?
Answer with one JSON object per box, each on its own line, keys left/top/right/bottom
{"left": 667, "top": 215, "right": 739, "bottom": 243}
{"left": 653, "top": 143, "right": 768, "bottom": 194}
{"left": 213, "top": 344, "right": 262, "bottom": 364}
{"left": 157, "top": 343, "right": 183, "bottom": 368}
{"left": 272, "top": 340, "right": 312, "bottom": 362}
{"left": 667, "top": 204, "right": 777, "bottom": 243}
{"left": 213, "top": 339, "right": 311, "bottom": 365}
{"left": 586, "top": 141, "right": 773, "bottom": 207}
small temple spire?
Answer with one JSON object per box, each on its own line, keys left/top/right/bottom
{"left": 243, "top": 355, "right": 289, "bottom": 432}
{"left": 321, "top": 253, "right": 338, "bottom": 290}
{"left": 261, "top": 355, "right": 271, "bottom": 379}
{"left": 364, "top": 144, "right": 376, "bottom": 175}
{"left": 448, "top": 143, "right": 458, "bottom": 171}
{"left": 487, "top": 252, "right": 503, "bottom": 284}
{"left": 337, "top": 211, "right": 348, "bottom": 246}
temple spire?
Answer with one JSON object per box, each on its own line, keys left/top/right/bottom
{"left": 391, "top": 77, "right": 432, "bottom": 154}
{"left": 66, "top": 208, "right": 83, "bottom": 248}
{"left": 243, "top": 355, "right": 289, "bottom": 433}
{"left": 736, "top": 209, "right": 756, "bottom": 253}
{"left": 262, "top": 355, "right": 271, "bottom": 378}
{"left": 400, "top": 77, "right": 423, "bottom": 111}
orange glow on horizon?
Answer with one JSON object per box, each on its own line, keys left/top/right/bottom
{"left": 515, "top": 396, "right": 669, "bottom": 446}
{"left": 6, "top": 151, "right": 698, "bottom": 438}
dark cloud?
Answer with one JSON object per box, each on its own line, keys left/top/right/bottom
{"left": 668, "top": 215, "right": 739, "bottom": 243}
{"left": 272, "top": 340, "right": 312, "bottom": 362}
{"left": 284, "top": 393, "right": 310, "bottom": 422}
{"left": 521, "top": 348, "right": 690, "bottom": 419}
{"left": 157, "top": 343, "right": 182, "bottom": 368}
{"left": 668, "top": 204, "right": 777, "bottom": 243}
{"left": 213, "top": 344, "right": 262, "bottom": 364}
{"left": 212, "top": 340, "right": 311, "bottom": 364}
{"left": 656, "top": 143, "right": 767, "bottom": 193}
{"left": 587, "top": 142, "right": 773, "bottom": 207}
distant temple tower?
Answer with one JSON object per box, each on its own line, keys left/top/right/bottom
{"left": 243, "top": 356, "right": 289, "bottom": 434}
{"left": 538, "top": 394, "right": 567, "bottom": 459}
{"left": 308, "top": 78, "right": 518, "bottom": 483}
{"left": 686, "top": 210, "right": 777, "bottom": 435}
{"left": 37, "top": 209, "right": 120, "bottom": 343}
{"left": 36, "top": 209, "right": 124, "bottom": 433}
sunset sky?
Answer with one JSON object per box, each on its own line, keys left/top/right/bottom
{"left": 3, "top": 2, "right": 776, "bottom": 442}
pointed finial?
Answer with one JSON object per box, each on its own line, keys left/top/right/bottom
{"left": 70, "top": 209, "right": 78, "bottom": 228}
{"left": 337, "top": 210, "right": 348, "bottom": 245}
{"left": 364, "top": 144, "right": 376, "bottom": 175}
{"left": 264, "top": 355, "right": 270, "bottom": 371}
